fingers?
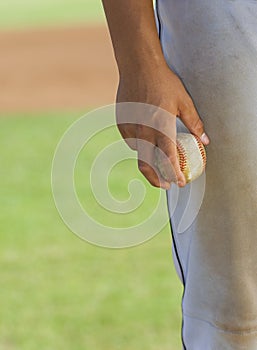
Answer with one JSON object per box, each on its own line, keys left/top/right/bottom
{"left": 156, "top": 133, "right": 186, "bottom": 187}
{"left": 138, "top": 158, "right": 170, "bottom": 190}
{"left": 179, "top": 97, "right": 210, "bottom": 146}
{"left": 136, "top": 126, "right": 171, "bottom": 190}
{"left": 116, "top": 96, "right": 208, "bottom": 189}
{"left": 117, "top": 123, "right": 137, "bottom": 150}
{"left": 155, "top": 114, "right": 186, "bottom": 187}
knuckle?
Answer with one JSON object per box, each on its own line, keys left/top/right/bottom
{"left": 185, "top": 97, "right": 194, "bottom": 110}
{"left": 117, "top": 124, "right": 125, "bottom": 136}
{"left": 191, "top": 118, "right": 204, "bottom": 133}
{"left": 148, "top": 175, "right": 161, "bottom": 188}
{"left": 125, "top": 139, "right": 137, "bottom": 150}
{"left": 138, "top": 161, "right": 150, "bottom": 174}
{"left": 138, "top": 162, "right": 160, "bottom": 187}
{"left": 138, "top": 165, "right": 160, "bottom": 187}
{"left": 150, "top": 181, "right": 161, "bottom": 188}
{"left": 180, "top": 95, "right": 194, "bottom": 112}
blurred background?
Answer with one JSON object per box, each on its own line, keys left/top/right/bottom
{"left": 0, "top": 1, "right": 183, "bottom": 349}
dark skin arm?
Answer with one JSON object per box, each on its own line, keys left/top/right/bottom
{"left": 102, "top": 0, "right": 210, "bottom": 189}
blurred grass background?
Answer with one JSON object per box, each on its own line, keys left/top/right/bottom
{"left": 0, "top": 1, "right": 183, "bottom": 349}
{"left": 0, "top": 0, "right": 104, "bottom": 29}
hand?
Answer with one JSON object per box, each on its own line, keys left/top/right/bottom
{"left": 116, "top": 63, "right": 210, "bottom": 189}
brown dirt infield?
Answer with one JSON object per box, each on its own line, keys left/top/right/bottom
{"left": 0, "top": 24, "right": 118, "bottom": 113}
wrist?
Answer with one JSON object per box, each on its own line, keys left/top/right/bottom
{"left": 117, "top": 50, "right": 167, "bottom": 80}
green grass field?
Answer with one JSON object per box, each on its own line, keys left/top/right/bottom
{"left": 0, "top": 2, "right": 183, "bottom": 348}
{"left": 0, "top": 114, "right": 183, "bottom": 349}
{"left": 0, "top": 0, "right": 105, "bottom": 29}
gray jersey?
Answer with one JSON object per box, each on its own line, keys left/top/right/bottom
{"left": 157, "top": 1, "right": 257, "bottom": 349}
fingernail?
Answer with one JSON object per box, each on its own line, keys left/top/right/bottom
{"left": 200, "top": 132, "right": 210, "bottom": 145}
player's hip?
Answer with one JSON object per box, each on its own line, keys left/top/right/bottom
{"left": 157, "top": 0, "right": 257, "bottom": 86}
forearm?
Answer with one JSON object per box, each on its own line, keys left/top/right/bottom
{"left": 102, "top": 0, "right": 166, "bottom": 75}
{"left": 102, "top": 1, "right": 209, "bottom": 189}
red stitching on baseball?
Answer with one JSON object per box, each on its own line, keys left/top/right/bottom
{"left": 193, "top": 135, "right": 207, "bottom": 170}
{"left": 177, "top": 139, "right": 187, "bottom": 173}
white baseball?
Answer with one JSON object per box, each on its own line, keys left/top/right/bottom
{"left": 155, "top": 132, "right": 206, "bottom": 184}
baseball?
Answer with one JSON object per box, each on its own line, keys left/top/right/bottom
{"left": 155, "top": 133, "right": 207, "bottom": 184}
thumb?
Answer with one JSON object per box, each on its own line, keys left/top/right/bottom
{"left": 179, "top": 99, "right": 210, "bottom": 146}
